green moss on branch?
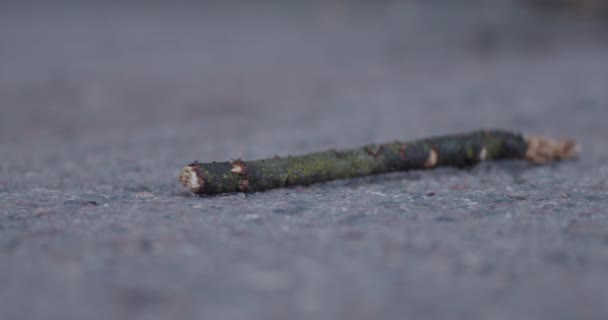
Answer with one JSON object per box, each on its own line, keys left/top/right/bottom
{"left": 179, "top": 130, "right": 578, "bottom": 195}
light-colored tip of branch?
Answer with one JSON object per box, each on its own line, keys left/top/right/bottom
{"left": 179, "top": 166, "right": 203, "bottom": 193}
{"left": 525, "top": 136, "right": 580, "bottom": 165}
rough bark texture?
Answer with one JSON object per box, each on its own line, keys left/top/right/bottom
{"left": 179, "top": 130, "right": 578, "bottom": 195}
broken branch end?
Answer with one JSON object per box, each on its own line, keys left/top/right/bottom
{"left": 179, "top": 165, "right": 203, "bottom": 193}
{"left": 525, "top": 136, "right": 580, "bottom": 165}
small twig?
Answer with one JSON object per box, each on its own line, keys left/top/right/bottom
{"left": 179, "top": 130, "right": 579, "bottom": 195}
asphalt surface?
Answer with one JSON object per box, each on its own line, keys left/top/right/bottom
{"left": 1, "top": 2, "right": 608, "bottom": 320}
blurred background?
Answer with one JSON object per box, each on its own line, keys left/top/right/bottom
{"left": 1, "top": 0, "right": 606, "bottom": 147}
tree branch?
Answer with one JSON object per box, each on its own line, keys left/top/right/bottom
{"left": 179, "top": 130, "right": 579, "bottom": 195}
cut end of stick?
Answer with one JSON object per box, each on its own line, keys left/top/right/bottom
{"left": 524, "top": 136, "right": 580, "bottom": 165}
{"left": 179, "top": 164, "right": 203, "bottom": 193}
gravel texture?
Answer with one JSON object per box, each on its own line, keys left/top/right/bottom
{"left": 1, "top": 2, "right": 608, "bottom": 320}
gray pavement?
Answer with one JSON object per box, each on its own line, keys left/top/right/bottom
{"left": 1, "top": 2, "right": 608, "bottom": 319}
